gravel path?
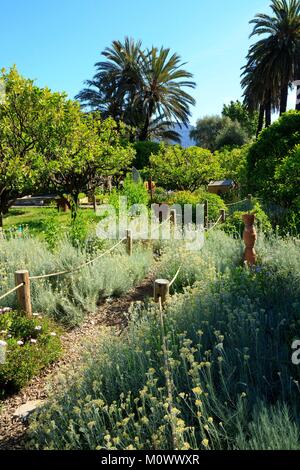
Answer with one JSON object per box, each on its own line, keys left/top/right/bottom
{"left": 0, "top": 272, "right": 155, "bottom": 450}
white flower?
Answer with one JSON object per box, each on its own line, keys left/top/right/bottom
{"left": 30, "top": 339, "right": 37, "bottom": 344}
{"left": 0, "top": 340, "right": 7, "bottom": 347}
{"left": 50, "top": 332, "right": 57, "bottom": 337}
{"left": 17, "top": 340, "right": 24, "bottom": 346}
{"left": 35, "top": 326, "right": 42, "bottom": 331}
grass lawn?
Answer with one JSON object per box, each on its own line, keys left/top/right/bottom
{"left": 3, "top": 207, "right": 102, "bottom": 239}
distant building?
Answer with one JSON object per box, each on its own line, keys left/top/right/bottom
{"left": 208, "top": 180, "right": 236, "bottom": 196}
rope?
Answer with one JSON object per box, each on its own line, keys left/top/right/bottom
{"left": 0, "top": 283, "right": 24, "bottom": 302}
{"left": 151, "top": 216, "right": 172, "bottom": 235}
{"left": 206, "top": 215, "right": 223, "bottom": 232}
{"left": 169, "top": 266, "right": 182, "bottom": 288}
{"left": 29, "top": 237, "right": 127, "bottom": 281}
{"left": 226, "top": 199, "right": 249, "bottom": 207}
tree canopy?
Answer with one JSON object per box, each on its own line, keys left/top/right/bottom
{"left": 149, "top": 144, "right": 221, "bottom": 191}
{"left": 0, "top": 67, "right": 135, "bottom": 222}
{"left": 76, "top": 37, "right": 196, "bottom": 142}
{"left": 241, "top": 0, "right": 300, "bottom": 134}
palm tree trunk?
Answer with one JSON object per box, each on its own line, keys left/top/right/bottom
{"left": 140, "top": 102, "right": 155, "bottom": 141}
{"left": 256, "top": 104, "right": 265, "bottom": 137}
{"left": 280, "top": 83, "right": 289, "bottom": 115}
{"left": 265, "top": 101, "right": 271, "bottom": 128}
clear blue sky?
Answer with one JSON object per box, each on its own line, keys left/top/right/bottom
{"left": 1, "top": 0, "right": 296, "bottom": 124}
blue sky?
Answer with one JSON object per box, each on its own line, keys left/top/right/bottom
{"left": 1, "top": 0, "right": 296, "bottom": 124}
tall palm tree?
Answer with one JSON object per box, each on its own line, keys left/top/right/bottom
{"left": 137, "top": 47, "right": 196, "bottom": 141}
{"left": 241, "top": 41, "right": 280, "bottom": 133}
{"left": 76, "top": 38, "right": 196, "bottom": 142}
{"left": 249, "top": 0, "right": 300, "bottom": 114}
{"left": 76, "top": 38, "right": 143, "bottom": 122}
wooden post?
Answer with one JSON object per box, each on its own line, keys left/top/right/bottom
{"left": 159, "top": 206, "right": 163, "bottom": 224}
{"left": 220, "top": 209, "right": 226, "bottom": 223}
{"left": 154, "top": 279, "right": 170, "bottom": 305}
{"left": 126, "top": 229, "right": 133, "bottom": 256}
{"left": 170, "top": 209, "right": 177, "bottom": 228}
{"left": 14, "top": 270, "right": 32, "bottom": 317}
{"left": 204, "top": 200, "right": 209, "bottom": 228}
{"left": 148, "top": 177, "right": 153, "bottom": 203}
{"left": 93, "top": 195, "right": 97, "bottom": 212}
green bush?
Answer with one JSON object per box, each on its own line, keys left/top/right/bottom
{"left": 0, "top": 311, "right": 60, "bottom": 396}
{"left": 247, "top": 111, "right": 300, "bottom": 199}
{"left": 193, "top": 190, "right": 226, "bottom": 221}
{"left": 123, "top": 173, "right": 149, "bottom": 207}
{"left": 149, "top": 144, "right": 221, "bottom": 191}
{"left": 214, "top": 146, "right": 248, "bottom": 195}
{"left": 133, "top": 141, "right": 161, "bottom": 170}
{"left": 108, "top": 174, "right": 149, "bottom": 211}
{"left": 158, "top": 190, "right": 226, "bottom": 223}
{"left": 223, "top": 202, "right": 272, "bottom": 236}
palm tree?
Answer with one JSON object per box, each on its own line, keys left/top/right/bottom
{"left": 137, "top": 47, "right": 196, "bottom": 141}
{"left": 76, "top": 38, "right": 196, "bottom": 142}
{"left": 241, "top": 42, "right": 280, "bottom": 133}
{"left": 249, "top": 0, "right": 300, "bottom": 114}
{"left": 76, "top": 38, "right": 143, "bottom": 122}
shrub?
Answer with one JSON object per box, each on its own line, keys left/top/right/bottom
{"left": 27, "top": 233, "right": 300, "bottom": 450}
{"left": 214, "top": 146, "right": 248, "bottom": 192}
{"left": 123, "top": 173, "right": 149, "bottom": 207}
{"left": 133, "top": 141, "right": 161, "bottom": 170}
{"left": 0, "top": 237, "right": 154, "bottom": 328}
{"left": 157, "top": 231, "right": 243, "bottom": 292}
{"left": 193, "top": 190, "right": 226, "bottom": 221}
{"left": 223, "top": 202, "right": 272, "bottom": 236}
{"left": 157, "top": 190, "right": 226, "bottom": 223}
{"left": 0, "top": 310, "right": 60, "bottom": 396}
{"left": 108, "top": 174, "right": 149, "bottom": 212}
{"left": 149, "top": 144, "right": 221, "bottom": 191}
{"left": 247, "top": 111, "right": 300, "bottom": 198}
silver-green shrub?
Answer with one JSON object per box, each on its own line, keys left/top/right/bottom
{"left": 0, "top": 238, "right": 153, "bottom": 328}
{"left": 27, "top": 233, "right": 300, "bottom": 450}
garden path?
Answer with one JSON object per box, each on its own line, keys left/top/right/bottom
{"left": 0, "top": 271, "right": 155, "bottom": 450}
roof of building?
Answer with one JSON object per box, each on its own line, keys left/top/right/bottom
{"left": 208, "top": 179, "right": 235, "bottom": 187}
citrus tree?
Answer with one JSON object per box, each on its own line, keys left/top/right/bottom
{"left": 39, "top": 111, "right": 135, "bottom": 219}
{"left": 0, "top": 67, "right": 61, "bottom": 226}
{"left": 149, "top": 144, "right": 221, "bottom": 191}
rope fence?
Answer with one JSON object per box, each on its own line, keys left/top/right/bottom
{"left": 207, "top": 214, "right": 223, "bottom": 232}
{"left": 0, "top": 235, "right": 130, "bottom": 317}
{"left": 1, "top": 202, "right": 226, "bottom": 316}
{"left": 226, "top": 198, "right": 249, "bottom": 207}
{"left": 169, "top": 266, "right": 182, "bottom": 288}
{"left": 29, "top": 237, "right": 127, "bottom": 281}
{"left": 0, "top": 283, "right": 24, "bottom": 302}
